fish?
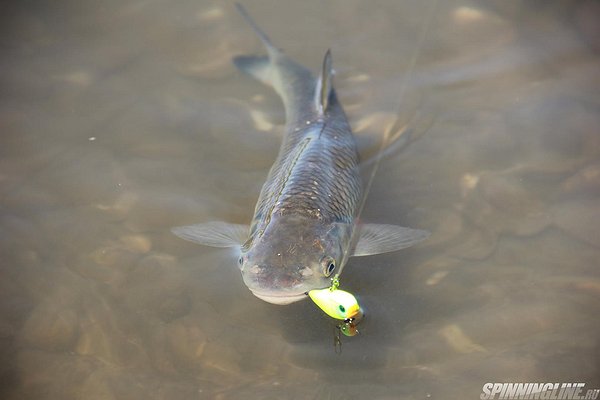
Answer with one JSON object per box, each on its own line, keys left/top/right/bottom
{"left": 172, "top": 4, "right": 429, "bottom": 305}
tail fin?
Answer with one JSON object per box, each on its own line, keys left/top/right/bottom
{"left": 232, "top": 55, "right": 272, "bottom": 85}
{"left": 235, "top": 3, "right": 280, "bottom": 59}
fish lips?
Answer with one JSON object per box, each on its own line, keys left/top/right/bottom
{"left": 250, "top": 290, "right": 309, "bottom": 305}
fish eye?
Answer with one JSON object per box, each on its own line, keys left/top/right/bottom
{"left": 238, "top": 256, "right": 243, "bottom": 265}
{"left": 327, "top": 262, "right": 335, "bottom": 275}
{"left": 322, "top": 257, "right": 336, "bottom": 277}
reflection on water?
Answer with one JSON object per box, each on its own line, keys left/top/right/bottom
{"left": 1, "top": 0, "right": 599, "bottom": 398}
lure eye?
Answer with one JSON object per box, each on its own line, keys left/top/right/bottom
{"left": 322, "top": 258, "right": 336, "bottom": 277}
{"left": 338, "top": 305, "right": 345, "bottom": 313}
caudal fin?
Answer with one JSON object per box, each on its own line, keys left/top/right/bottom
{"left": 232, "top": 55, "right": 272, "bottom": 85}
{"left": 235, "top": 3, "right": 280, "bottom": 59}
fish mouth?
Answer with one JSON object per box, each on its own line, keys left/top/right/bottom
{"left": 250, "top": 290, "right": 309, "bottom": 305}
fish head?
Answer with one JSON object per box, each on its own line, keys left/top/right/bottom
{"left": 238, "top": 216, "right": 352, "bottom": 305}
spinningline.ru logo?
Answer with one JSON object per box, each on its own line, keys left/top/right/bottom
{"left": 480, "top": 383, "right": 599, "bottom": 400}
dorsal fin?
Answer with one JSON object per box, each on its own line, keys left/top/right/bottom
{"left": 315, "top": 49, "right": 333, "bottom": 115}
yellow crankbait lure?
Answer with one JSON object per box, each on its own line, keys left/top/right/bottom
{"left": 308, "top": 287, "right": 360, "bottom": 319}
{"left": 308, "top": 275, "right": 364, "bottom": 331}
{"left": 309, "top": 275, "right": 365, "bottom": 352}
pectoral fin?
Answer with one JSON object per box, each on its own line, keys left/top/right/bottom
{"left": 352, "top": 223, "right": 429, "bottom": 257}
{"left": 171, "top": 221, "right": 249, "bottom": 248}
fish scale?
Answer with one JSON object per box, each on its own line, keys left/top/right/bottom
{"left": 250, "top": 101, "right": 362, "bottom": 239}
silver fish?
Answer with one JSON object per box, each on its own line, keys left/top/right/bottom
{"left": 172, "top": 4, "right": 429, "bottom": 305}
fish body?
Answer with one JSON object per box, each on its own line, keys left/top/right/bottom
{"left": 172, "top": 5, "right": 429, "bottom": 305}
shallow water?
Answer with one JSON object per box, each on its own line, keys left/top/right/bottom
{"left": 1, "top": 1, "right": 599, "bottom": 399}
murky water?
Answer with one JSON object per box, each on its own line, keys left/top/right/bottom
{"left": 1, "top": 1, "right": 599, "bottom": 399}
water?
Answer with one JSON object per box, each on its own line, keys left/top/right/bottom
{"left": 1, "top": 1, "right": 599, "bottom": 399}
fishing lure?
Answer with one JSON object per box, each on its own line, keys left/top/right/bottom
{"left": 308, "top": 275, "right": 364, "bottom": 353}
{"left": 308, "top": 275, "right": 364, "bottom": 333}
{"left": 308, "top": 276, "right": 361, "bottom": 318}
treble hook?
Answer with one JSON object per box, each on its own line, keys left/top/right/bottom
{"left": 333, "top": 325, "right": 342, "bottom": 354}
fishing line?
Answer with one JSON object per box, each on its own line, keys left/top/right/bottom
{"left": 352, "top": 0, "right": 438, "bottom": 240}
